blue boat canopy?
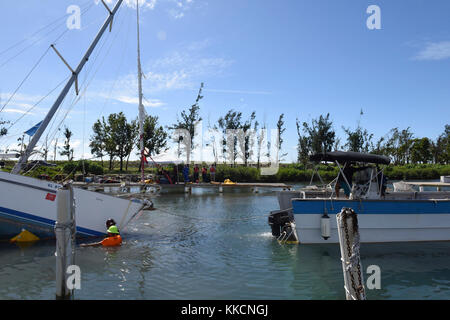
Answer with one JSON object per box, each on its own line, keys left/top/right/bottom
{"left": 309, "top": 151, "right": 391, "bottom": 165}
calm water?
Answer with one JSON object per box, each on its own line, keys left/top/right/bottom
{"left": 0, "top": 188, "right": 449, "bottom": 299}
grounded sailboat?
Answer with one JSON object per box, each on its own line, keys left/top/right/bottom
{"left": 0, "top": 0, "right": 148, "bottom": 240}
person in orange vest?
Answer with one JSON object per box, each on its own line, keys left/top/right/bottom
{"left": 80, "top": 225, "right": 122, "bottom": 247}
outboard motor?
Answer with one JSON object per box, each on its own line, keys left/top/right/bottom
{"left": 268, "top": 208, "right": 299, "bottom": 243}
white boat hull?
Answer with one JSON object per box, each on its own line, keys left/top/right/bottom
{"left": 292, "top": 199, "right": 450, "bottom": 244}
{"left": 0, "top": 171, "right": 145, "bottom": 239}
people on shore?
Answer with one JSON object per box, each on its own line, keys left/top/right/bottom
{"left": 210, "top": 164, "right": 216, "bottom": 182}
{"left": 202, "top": 166, "right": 208, "bottom": 182}
{"left": 182, "top": 164, "right": 190, "bottom": 183}
{"left": 194, "top": 164, "right": 199, "bottom": 183}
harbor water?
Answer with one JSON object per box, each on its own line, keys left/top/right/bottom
{"left": 0, "top": 188, "right": 449, "bottom": 299}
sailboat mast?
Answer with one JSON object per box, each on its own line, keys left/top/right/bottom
{"left": 137, "top": 0, "right": 145, "bottom": 183}
{"left": 12, "top": 0, "right": 124, "bottom": 174}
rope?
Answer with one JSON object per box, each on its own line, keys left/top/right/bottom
{"left": 0, "top": 47, "right": 51, "bottom": 114}
{"left": 154, "top": 205, "right": 271, "bottom": 223}
{"left": 4, "top": 75, "right": 70, "bottom": 133}
{"left": 0, "top": 0, "right": 94, "bottom": 58}
{"left": 0, "top": 2, "right": 95, "bottom": 69}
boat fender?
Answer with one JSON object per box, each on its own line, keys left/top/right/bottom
{"left": 321, "top": 214, "right": 330, "bottom": 240}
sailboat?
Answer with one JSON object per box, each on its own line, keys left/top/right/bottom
{"left": 0, "top": 0, "right": 149, "bottom": 240}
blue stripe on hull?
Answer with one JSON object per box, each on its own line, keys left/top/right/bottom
{"left": 292, "top": 199, "right": 450, "bottom": 215}
{"left": 0, "top": 206, "right": 105, "bottom": 240}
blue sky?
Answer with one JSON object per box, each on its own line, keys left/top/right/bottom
{"left": 0, "top": 0, "right": 449, "bottom": 162}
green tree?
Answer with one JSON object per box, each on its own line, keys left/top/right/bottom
{"left": 90, "top": 119, "right": 107, "bottom": 167}
{"left": 139, "top": 115, "right": 168, "bottom": 157}
{"left": 239, "top": 111, "right": 256, "bottom": 166}
{"left": 410, "top": 137, "right": 432, "bottom": 164}
{"left": 277, "top": 113, "right": 288, "bottom": 162}
{"left": 60, "top": 127, "right": 74, "bottom": 161}
{"left": 217, "top": 109, "right": 242, "bottom": 165}
{"left": 0, "top": 119, "right": 7, "bottom": 137}
{"left": 296, "top": 118, "right": 310, "bottom": 166}
{"left": 432, "top": 125, "right": 450, "bottom": 164}
{"left": 170, "top": 83, "right": 203, "bottom": 162}
{"left": 383, "top": 128, "right": 414, "bottom": 165}
{"left": 108, "top": 112, "right": 135, "bottom": 172}
{"left": 342, "top": 126, "right": 373, "bottom": 153}
{"left": 301, "top": 113, "right": 336, "bottom": 155}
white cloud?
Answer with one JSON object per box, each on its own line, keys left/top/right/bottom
{"left": 115, "top": 95, "right": 165, "bottom": 107}
{"left": 99, "top": 44, "right": 233, "bottom": 98}
{"left": 413, "top": 41, "right": 450, "bottom": 61}
{"left": 168, "top": 0, "right": 195, "bottom": 19}
{"left": 2, "top": 108, "right": 32, "bottom": 115}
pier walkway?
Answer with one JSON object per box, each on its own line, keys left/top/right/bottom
{"left": 72, "top": 181, "right": 293, "bottom": 194}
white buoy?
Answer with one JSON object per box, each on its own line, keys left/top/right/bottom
{"left": 55, "top": 183, "right": 76, "bottom": 300}
{"left": 321, "top": 214, "right": 330, "bottom": 240}
{"left": 219, "top": 186, "right": 223, "bottom": 193}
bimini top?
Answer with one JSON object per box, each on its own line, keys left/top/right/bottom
{"left": 309, "top": 151, "right": 391, "bottom": 165}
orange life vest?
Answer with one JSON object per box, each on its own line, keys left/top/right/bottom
{"left": 101, "top": 235, "right": 122, "bottom": 247}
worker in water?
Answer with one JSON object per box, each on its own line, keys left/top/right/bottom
{"left": 106, "top": 218, "right": 116, "bottom": 229}
{"left": 80, "top": 225, "right": 122, "bottom": 247}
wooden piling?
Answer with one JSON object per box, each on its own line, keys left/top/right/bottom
{"left": 336, "top": 207, "right": 366, "bottom": 300}
{"left": 55, "top": 183, "right": 76, "bottom": 300}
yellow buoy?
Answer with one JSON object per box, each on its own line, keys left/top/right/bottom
{"left": 223, "top": 179, "right": 236, "bottom": 185}
{"left": 10, "top": 229, "right": 40, "bottom": 243}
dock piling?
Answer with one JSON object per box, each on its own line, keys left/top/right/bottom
{"left": 336, "top": 207, "right": 366, "bottom": 300}
{"left": 55, "top": 183, "right": 76, "bottom": 300}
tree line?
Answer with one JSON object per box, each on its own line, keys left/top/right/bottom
{"left": 48, "top": 83, "right": 448, "bottom": 171}
{"left": 295, "top": 111, "right": 449, "bottom": 165}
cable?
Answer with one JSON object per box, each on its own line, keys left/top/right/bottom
{"left": 0, "top": 46, "right": 51, "bottom": 114}
{"left": 5, "top": 75, "right": 70, "bottom": 132}
{"left": 0, "top": 0, "right": 94, "bottom": 58}
{"left": 0, "top": 2, "right": 97, "bottom": 115}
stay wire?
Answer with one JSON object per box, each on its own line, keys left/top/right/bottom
{"left": 0, "top": 46, "right": 51, "bottom": 114}
{"left": 0, "top": 2, "right": 95, "bottom": 115}
{"left": 24, "top": 4, "right": 126, "bottom": 173}
{"left": 4, "top": 75, "right": 70, "bottom": 133}
{"left": 0, "top": 1, "right": 95, "bottom": 67}
{"left": 0, "top": 0, "right": 94, "bottom": 57}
